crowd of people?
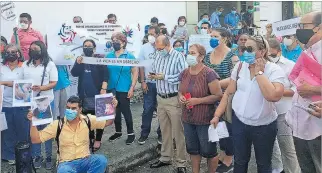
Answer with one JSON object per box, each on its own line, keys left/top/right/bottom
{"left": 0, "top": 8, "right": 321, "bottom": 173}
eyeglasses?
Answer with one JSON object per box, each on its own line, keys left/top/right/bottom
{"left": 201, "top": 27, "right": 208, "bottom": 29}
{"left": 298, "top": 23, "right": 319, "bottom": 29}
{"left": 284, "top": 35, "right": 291, "bottom": 39}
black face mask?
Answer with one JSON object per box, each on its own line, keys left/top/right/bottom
{"left": 5, "top": 52, "right": 19, "bottom": 62}
{"left": 29, "top": 50, "right": 42, "bottom": 60}
{"left": 112, "top": 42, "right": 121, "bottom": 51}
{"left": 83, "top": 47, "right": 94, "bottom": 57}
{"left": 296, "top": 29, "right": 315, "bottom": 45}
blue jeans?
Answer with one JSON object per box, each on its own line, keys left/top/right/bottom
{"left": 232, "top": 115, "right": 277, "bottom": 173}
{"left": 140, "top": 83, "right": 161, "bottom": 137}
{"left": 57, "top": 154, "right": 108, "bottom": 173}
{"left": 1, "top": 107, "right": 30, "bottom": 160}
{"left": 32, "top": 101, "right": 54, "bottom": 159}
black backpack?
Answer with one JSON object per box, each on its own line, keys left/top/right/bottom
{"left": 55, "top": 115, "right": 95, "bottom": 156}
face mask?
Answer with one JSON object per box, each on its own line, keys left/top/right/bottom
{"left": 29, "top": 50, "right": 42, "bottom": 60}
{"left": 186, "top": 55, "right": 198, "bottom": 66}
{"left": 239, "top": 54, "right": 246, "bottom": 62}
{"left": 283, "top": 38, "right": 293, "bottom": 46}
{"left": 112, "top": 42, "right": 122, "bottom": 51}
{"left": 200, "top": 29, "right": 208, "bottom": 35}
{"left": 248, "top": 9, "right": 254, "bottom": 13}
{"left": 243, "top": 51, "right": 256, "bottom": 64}
{"left": 83, "top": 47, "right": 94, "bottom": 57}
{"left": 65, "top": 109, "right": 78, "bottom": 121}
{"left": 269, "top": 56, "right": 280, "bottom": 63}
{"left": 202, "top": 18, "right": 209, "bottom": 22}
{"left": 217, "top": 12, "right": 222, "bottom": 15}
{"left": 19, "top": 23, "right": 29, "bottom": 30}
{"left": 174, "top": 47, "right": 184, "bottom": 52}
{"left": 179, "top": 21, "right": 185, "bottom": 26}
{"left": 158, "top": 49, "right": 168, "bottom": 57}
{"left": 210, "top": 37, "right": 219, "bottom": 48}
{"left": 5, "top": 52, "right": 18, "bottom": 62}
{"left": 148, "top": 35, "right": 155, "bottom": 44}
{"left": 237, "top": 25, "right": 242, "bottom": 29}
{"left": 231, "top": 11, "right": 236, "bottom": 14}
{"left": 296, "top": 29, "right": 315, "bottom": 45}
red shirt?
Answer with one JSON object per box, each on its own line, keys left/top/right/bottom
{"left": 11, "top": 28, "right": 44, "bottom": 60}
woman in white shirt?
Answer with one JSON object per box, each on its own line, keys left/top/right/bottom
{"left": 22, "top": 40, "right": 58, "bottom": 170}
{"left": 211, "top": 36, "right": 285, "bottom": 172}
{"left": 0, "top": 44, "right": 25, "bottom": 165}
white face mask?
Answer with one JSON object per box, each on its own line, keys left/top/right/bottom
{"left": 269, "top": 56, "right": 280, "bottom": 63}
{"left": 19, "top": 23, "right": 29, "bottom": 30}
{"left": 200, "top": 29, "right": 208, "bottom": 35}
{"left": 283, "top": 38, "right": 293, "bottom": 46}
{"left": 179, "top": 21, "right": 185, "bottom": 26}
{"left": 148, "top": 35, "right": 155, "bottom": 44}
{"left": 186, "top": 55, "right": 198, "bottom": 66}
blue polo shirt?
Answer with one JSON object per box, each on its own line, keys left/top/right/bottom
{"left": 54, "top": 65, "right": 70, "bottom": 91}
{"left": 224, "top": 13, "right": 240, "bottom": 27}
{"left": 281, "top": 44, "right": 302, "bottom": 62}
{"left": 106, "top": 50, "right": 135, "bottom": 92}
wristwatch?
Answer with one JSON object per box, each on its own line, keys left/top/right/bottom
{"left": 255, "top": 71, "right": 264, "bottom": 77}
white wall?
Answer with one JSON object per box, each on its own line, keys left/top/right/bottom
{"left": 1, "top": 1, "right": 186, "bottom": 40}
{"left": 259, "top": 2, "right": 282, "bottom": 35}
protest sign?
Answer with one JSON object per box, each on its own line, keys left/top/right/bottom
{"left": 82, "top": 57, "right": 150, "bottom": 66}
{"left": 0, "top": 85, "right": 3, "bottom": 113}
{"left": 95, "top": 93, "right": 115, "bottom": 121}
{"left": 188, "top": 34, "right": 213, "bottom": 53}
{"left": 13, "top": 80, "right": 33, "bottom": 107}
{"left": 272, "top": 17, "right": 301, "bottom": 36}
{"left": 32, "top": 96, "right": 53, "bottom": 126}
{"left": 1, "top": 2, "right": 17, "bottom": 40}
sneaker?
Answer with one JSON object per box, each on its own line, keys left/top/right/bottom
{"left": 126, "top": 134, "right": 135, "bottom": 145}
{"left": 109, "top": 133, "right": 122, "bottom": 141}
{"left": 8, "top": 160, "right": 15, "bottom": 165}
{"left": 153, "top": 111, "right": 157, "bottom": 118}
{"left": 216, "top": 163, "right": 234, "bottom": 173}
{"left": 45, "top": 157, "right": 54, "bottom": 170}
{"left": 33, "top": 156, "right": 43, "bottom": 169}
{"left": 138, "top": 136, "right": 148, "bottom": 145}
{"left": 157, "top": 136, "right": 162, "bottom": 145}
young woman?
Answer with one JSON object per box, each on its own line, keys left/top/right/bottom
{"left": 211, "top": 36, "right": 285, "bottom": 172}
{"left": 0, "top": 44, "right": 25, "bottom": 165}
{"left": 22, "top": 40, "right": 58, "bottom": 170}
{"left": 179, "top": 44, "right": 222, "bottom": 173}
{"left": 173, "top": 40, "right": 185, "bottom": 56}
{"left": 71, "top": 39, "right": 109, "bottom": 152}
{"left": 106, "top": 32, "right": 138, "bottom": 145}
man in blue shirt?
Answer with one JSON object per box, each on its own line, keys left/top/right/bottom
{"left": 224, "top": 7, "right": 240, "bottom": 36}
{"left": 281, "top": 35, "right": 303, "bottom": 62}
{"left": 53, "top": 65, "right": 70, "bottom": 120}
{"left": 210, "top": 6, "right": 224, "bottom": 28}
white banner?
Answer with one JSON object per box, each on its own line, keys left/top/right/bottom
{"left": 82, "top": 57, "right": 150, "bottom": 67}
{"left": 272, "top": 17, "right": 301, "bottom": 37}
{"left": 188, "top": 34, "right": 213, "bottom": 53}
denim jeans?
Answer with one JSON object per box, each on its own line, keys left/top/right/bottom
{"left": 141, "top": 82, "right": 161, "bottom": 137}
{"left": 57, "top": 154, "right": 108, "bottom": 173}
{"left": 232, "top": 115, "right": 277, "bottom": 173}
{"left": 1, "top": 107, "right": 30, "bottom": 160}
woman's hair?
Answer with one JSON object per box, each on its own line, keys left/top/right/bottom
{"left": 173, "top": 40, "right": 184, "bottom": 47}
{"left": 213, "top": 27, "right": 232, "bottom": 48}
{"left": 1, "top": 36, "right": 8, "bottom": 45}
{"left": 268, "top": 38, "right": 281, "bottom": 51}
{"left": 200, "top": 13, "right": 209, "bottom": 20}
{"left": 111, "top": 32, "right": 128, "bottom": 49}
{"left": 177, "top": 16, "right": 187, "bottom": 25}
{"left": 83, "top": 39, "right": 97, "bottom": 48}
{"left": 189, "top": 44, "right": 206, "bottom": 58}
{"left": 27, "top": 41, "right": 52, "bottom": 66}
{"left": 248, "top": 35, "right": 269, "bottom": 60}
{"left": 2, "top": 44, "right": 24, "bottom": 64}
{"left": 107, "top": 13, "right": 117, "bottom": 20}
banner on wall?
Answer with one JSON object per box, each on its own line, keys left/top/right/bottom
{"left": 272, "top": 17, "right": 301, "bottom": 37}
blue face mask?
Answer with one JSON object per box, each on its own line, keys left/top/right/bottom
{"left": 243, "top": 51, "right": 256, "bottom": 64}
{"left": 202, "top": 18, "right": 209, "bottom": 22}
{"left": 217, "top": 12, "right": 222, "bottom": 15}
{"left": 231, "top": 11, "right": 236, "bottom": 14}
{"left": 210, "top": 37, "right": 220, "bottom": 49}
{"left": 158, "top": 49, "right": 169, "bottom": 57}
{"left": 65, "top": 109, "right": 78, "bottom": 121}
{"left": 175, "top": 47, "right": 184, "bottom": 52}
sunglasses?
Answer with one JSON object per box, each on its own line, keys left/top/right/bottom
{"left": 298, "top": 23, "right": 319, "bottom": 29}
{"left": 200, "top": 27, "right": 208, "bottom": 29}
{"left": 241, "top": 46, "right": 254, "bottom": 53}
{"left": 284, "top": 35, "right": 291, "bottom": 39}
{"left": 253, "top": 35, "right": 266, "bottom": 49}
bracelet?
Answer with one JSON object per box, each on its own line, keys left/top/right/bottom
{"left": 101, "top": 88, "right": 107, "bottom": 90}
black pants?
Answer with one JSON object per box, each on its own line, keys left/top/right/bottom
{"left": 114, "top": 91, "right": 134, "bottom": 134}
{"left": 82, "top": 109, "right": 104, "bottom": 141}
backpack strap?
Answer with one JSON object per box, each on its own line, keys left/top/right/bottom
{"left": 84, "top": 115, "right": 95, "bottom": 153}
{"left": 55, "top": 118, "right": 64, "bottom": 155}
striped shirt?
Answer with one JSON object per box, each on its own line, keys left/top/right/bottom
{"left": 152, "top": 48, "right": 188, "bottom": 95}
{"left": 203, "top": 51, "right": 234, "bottom": 80}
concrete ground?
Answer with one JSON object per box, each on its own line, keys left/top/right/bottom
{"left": 1, "top": 103, "right": 260, "bottom": 173}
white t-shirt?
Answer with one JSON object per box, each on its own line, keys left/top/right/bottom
{"left": 137, "top": 43, "right": 156, "bottom": 83}
{"left": 22, "top": 61, "right": 58, "bottom": 101}
{"left": 0, "top": 64, "right": 24, "bottom": 107}
{"left": 231, "top": 61, "right": 285, "bottom": 126}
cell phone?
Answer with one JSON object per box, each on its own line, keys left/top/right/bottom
{"left": 308, "top": 103, "right": 319, "bottom": 109}
{"left": 294, "top": 104, "right": 314, "bottom": 112}
{"left": 149, "top": 72, "right": 156, "bottom": 75}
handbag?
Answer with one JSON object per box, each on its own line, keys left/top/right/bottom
{"left": 222, "top": 62, "right": 243, "bottom": 123}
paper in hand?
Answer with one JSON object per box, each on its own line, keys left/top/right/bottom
{"left": 208, "top": 124, "right": 219, "bottom": 142}
{"left": 0, "top": 112, "right": 8, "bottom": 131}
{"left": 217, "top": 122, "right": 229, "bottom": 139}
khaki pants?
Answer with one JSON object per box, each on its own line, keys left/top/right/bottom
{"left": 157, "top": 96, "right": 186, "bottom": 167}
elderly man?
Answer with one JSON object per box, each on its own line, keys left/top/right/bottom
{"left": 286, "top": 11, "right": 322, "bottom": 173}
{"left": 149, "top": 35, "right": 188, "bottom": 173}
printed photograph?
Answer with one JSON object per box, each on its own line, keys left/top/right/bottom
{"left": 13, "top": 80, "right": 33, "bottom": 107}
{"left": 95, "top": 93, "right": 115, "bottom": 121}
{"left": 32, "top": 96, "right": 53, "bottom": 126}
